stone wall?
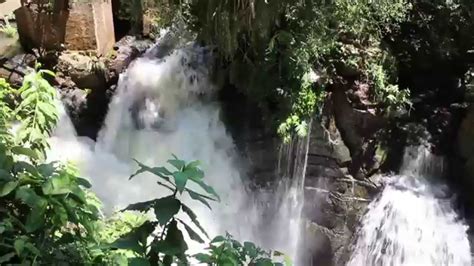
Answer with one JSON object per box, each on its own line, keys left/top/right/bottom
{"left": 65, "top": 0, "right": 115, "bottom": 55}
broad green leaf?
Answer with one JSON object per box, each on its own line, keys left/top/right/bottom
{"left": 0, "top": 252, "right": 15, "bottom": 263}
{"left": 11, "top": 146, "right": 39, "bottom": 160}
{"left": 77, "top": 177, "right": 92, "bottom": 188}
{"left": 154, "top": 196, "right": 181, "bottom": 226}
{"left": 37, "top": 102, "right": 58, "bottom": 120}
{"left": 14, "top": 161, "right": 39, "bottom": 175}
{"left": 172, "top": 171, "right": 189, "bottom": 193}
{"left": 14, "top": 238, "right": 26, "bottom": 255}
{"left": 25, "top": 203, "right": 47, "bottom": 232}
{"left": 244, "top": 241, "right": 258, "bottom": 258}
{"left": 37, "top": 163, "right": 56, "bottom": 176}
{"left": 181, "top": 204, "right": 208, "bottom": 238}
{"left": 211, "top": 235, "right": 226, "bottom": 244}
{"left": 42, "top": 174, "right": 73, "bottom": 195}
{"left": 194, "top": 253, "right": 213, "bottom": 263}
{"left": 15, "top": 187, "right": 46, "bottom": 208}
{"left": 0, "top": 181, "right": 18, "bottom": 197}
{"left": 51, "top": 203, "right": 68, "bottom": 226}
{"left": 178, "top": 219, "right": 204, "bottom": 243}
{"left": 70, "top": 186, "right": 87, "bottom": 204}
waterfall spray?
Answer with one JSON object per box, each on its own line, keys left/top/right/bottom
{"left": 49, "top": 43, "right": 308, "bottom": 263}
{"left": 348, "top": 146, "right": 471, "bottom": 266}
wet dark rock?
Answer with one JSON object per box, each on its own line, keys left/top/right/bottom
{"left": 302, "top": 113, "right": 373, "bottom": 265}
{"left": 0, "top": 53, "right": 35, "bottom": 86}
{"left": 107, "top": 35, "right": 153, "bottom": 82}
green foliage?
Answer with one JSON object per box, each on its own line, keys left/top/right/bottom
{"left": 14, "top": 66, "right": 59, "bottom": 159}
{"left": 107, "top": 156, "right": 284, "bottom": 265}
{"left": 195, "top": 233, "right": 288, "bottom": 266}
{"left": 109, "top": 156, "right": 219, "bottom": 264}
{"left": 0, "top": 74, "right": 286, "bottom": 265}
{"left": 0, "top": 71, "right": 101, "bottom": 264}
{"left": 160, "top": 0, "right": 414, "bottom": 140}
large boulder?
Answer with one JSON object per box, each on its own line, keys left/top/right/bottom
{"left": 302, "top": 112, "right": 377, "bottom": 265}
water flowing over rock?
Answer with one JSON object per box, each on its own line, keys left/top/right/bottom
{"left": 348, "top": 146, "right": 471, "bottom": 266}
{"left": 49, "top": 42, "right": 309, "bottom": 263}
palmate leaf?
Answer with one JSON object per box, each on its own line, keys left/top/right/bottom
{"left": 154, "top": 196, "right": 181, "bottom": 226}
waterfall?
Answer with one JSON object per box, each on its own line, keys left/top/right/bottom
{"left": 348, "top": 145, "right": 472, "bottom": 266}
{"left": 48, "top": 43, "right": 308, "bottom": 262}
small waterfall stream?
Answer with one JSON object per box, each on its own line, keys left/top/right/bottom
{"left": 348, "top": 145, "right": 472, "bottom": 266}
{"left": 48, "top": 43, "right": 308, "bottom": 262}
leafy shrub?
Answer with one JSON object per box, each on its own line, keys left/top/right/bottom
{"left": 0, "top": 70, "right": 100, "bottom": 264}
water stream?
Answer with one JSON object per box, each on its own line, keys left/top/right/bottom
{"left": 348, "top": 146, "right": 472, "bottom": 266}
{"left": 48, "top": 43, "right": 308, "bottom": 262}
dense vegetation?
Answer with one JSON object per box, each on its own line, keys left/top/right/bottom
{"left": 131, "top": 0, "right": 413, "bottom": 140}
{"left": 119, "top": 0, "right": 474, "bottom": 141}
{"left": 2, "top": 0, "right": 474, "bottom": 264}
{"left": 0, "top": 73, "right": 285, "bottom": 265}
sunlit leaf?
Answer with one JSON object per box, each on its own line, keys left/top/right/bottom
{"left": 0, "top": 181, "right": 18, "bottom": 197}
{"left": 11, "top": 146, "right": 39, "bottom": 160}
{"left": 42, "top": 174, "right": 73, "bottom": 195}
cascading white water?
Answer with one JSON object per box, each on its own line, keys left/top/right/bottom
{"left": 48, "top": 42, "right": 307, "bottom": 262}
{"left": 348, "top": 145, "right": 472, "bottom": 266}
